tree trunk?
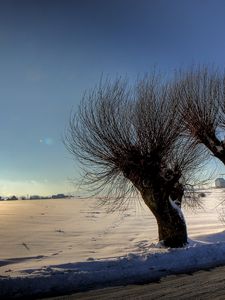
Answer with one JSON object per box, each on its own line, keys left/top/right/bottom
{"left": 200, "top": 133, "right": 225, "bottom": 165}
{"left": 142, "top": 191, "right": 187, "bottom": 248}
{"left": 156, "top": 205, "right": 187, "bottom": 248}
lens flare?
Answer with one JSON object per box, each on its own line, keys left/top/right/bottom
{"left": 39, "top": 137, "right": 54, "bottom": 145}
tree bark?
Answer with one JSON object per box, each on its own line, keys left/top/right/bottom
{"left": 156, "top": 205, "right": 187, "bottom": 248}
{"left": 126, "top": 168, "right": 187, "bottom": 248}
{"left": 142, "top": 190, "right": 187, "bottom": 248}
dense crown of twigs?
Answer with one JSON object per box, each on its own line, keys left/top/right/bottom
{"left": 175, "top": 66, "right": 225, "bottom": 150}
{"left": 65, "top": 76, "right": 206, "bottom": 210}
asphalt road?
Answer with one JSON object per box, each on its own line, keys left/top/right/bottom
{"left": 44, "top": 265, "right": 225, "bottom": 300}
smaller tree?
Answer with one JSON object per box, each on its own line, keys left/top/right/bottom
{"left": 65, "top": 76, "right": 205, "bottom": 248}
{"left": 175, "top": 66, "right": 225, "bottom": 165}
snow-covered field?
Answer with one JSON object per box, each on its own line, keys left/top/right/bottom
{"left": 1, "top": 188, "right": 225, "bottom": 298}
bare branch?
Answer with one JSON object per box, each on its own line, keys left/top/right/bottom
{"left": 174, "top": 66, "right": 225, "bottom": 174}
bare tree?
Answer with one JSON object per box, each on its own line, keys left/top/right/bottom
{"left": 65, "top": 76, "right": 205, "bottom": 248}
{"left": 175, "top": 66, "right": 225, "bottom": 164}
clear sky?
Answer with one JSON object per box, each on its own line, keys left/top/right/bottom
{"left": 1, "top": 0, "right": 225, "bottom": 196}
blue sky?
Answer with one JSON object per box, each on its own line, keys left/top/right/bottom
{"left": 1, "top": 0, "right": 225, "bottom": 196}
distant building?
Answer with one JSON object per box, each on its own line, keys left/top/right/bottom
{"left": 52, "top": 194, "right": 67, "bottom": 199}
{"left": 215, "top": 178, "right": 225, "bottom": 188}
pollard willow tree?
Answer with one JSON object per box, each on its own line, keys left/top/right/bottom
{"left": 175, "top": 66, "right": 225, "bottom": 165}
{"left": 65, "top": 76, "right": 205, "bottom": 248}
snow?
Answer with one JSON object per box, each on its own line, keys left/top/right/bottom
{"left": 169, "top": 196, "right": 186, "bottom": 224}
{"left": 216, "top": 145, "right": 224, "bottom": 153}
{"left": 1, "top": 189, "right": 225, "bottom": 298}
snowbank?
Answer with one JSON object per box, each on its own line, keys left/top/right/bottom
{"left": 2, "top": 239, "right": 225, "bottom": 299}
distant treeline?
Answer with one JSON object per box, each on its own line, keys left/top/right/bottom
{"left": 1, "top": 194, "right": 72, "bottom": 201}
